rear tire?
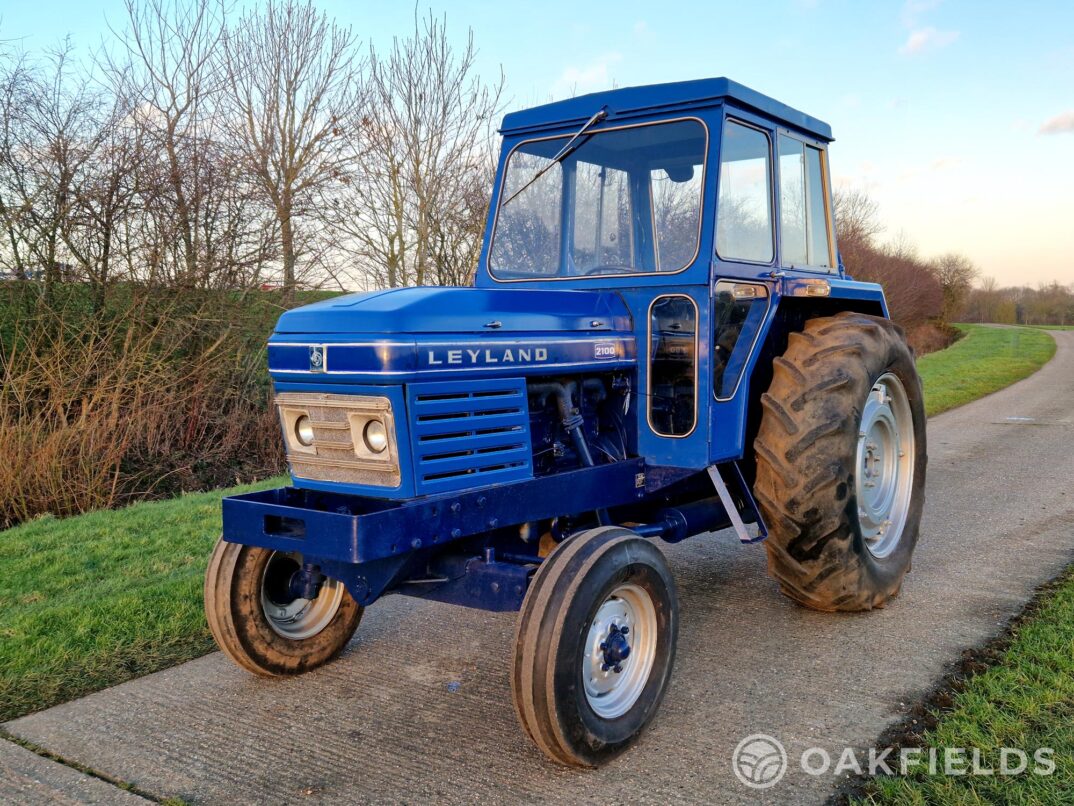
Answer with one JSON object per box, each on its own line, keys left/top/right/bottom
{"left": 204, "top": 538, "right": 362, "bottom": 676}
{"left": 511, "top": 527, "right": 678, "bottom": 767}
{"left": 753, "top": 311, "right": 927, "bottom": 612}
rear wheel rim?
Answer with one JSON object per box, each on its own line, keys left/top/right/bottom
{"left": 259, "top": 551, "right": 344, "bottom": 640}
{"left": 856, "top": 372, "right": 915, "bottom": 559}
{"left": 582, "top": 583, "right": 658, "bottom": 719}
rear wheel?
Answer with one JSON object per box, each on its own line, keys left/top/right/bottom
{"left": 512, "top": 526, "right": 678, "bottom": 767}
{"left": 204, "top": 539, "right": 362, "bottom": 676}
{"left": 753, "top": 312, "right": 927, "bottom": 611}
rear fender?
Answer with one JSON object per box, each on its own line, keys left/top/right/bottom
{"left": 709, "top": 277, "right": 888, "bottom": 468}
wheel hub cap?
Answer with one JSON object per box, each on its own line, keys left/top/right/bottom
{"left": 855, "top": 373, "right": 915, "bottom": 559}
{"left": 260, "top": 551, "right": 344, "bottom": 640}
{"left": 600, "top": 624, "right": 631, "bottom": 672}
{"left": 583, "top": 583, "right": 658, "bottom": 719}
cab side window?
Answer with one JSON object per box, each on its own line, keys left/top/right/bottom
{"left": 716, "top": 121, "right": 773, "bottom": 264}
{"left": 778, "top": 134, "right": 833, "bottom": 270}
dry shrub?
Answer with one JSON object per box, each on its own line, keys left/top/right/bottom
{"left": 841, "top": 241, "right": 944, "bottom": 325}
{"left": 904, "top": 321, "right": 959, "bottom": 356}
{"left": 0, "top": 287, "right": 284, "bottom": 528}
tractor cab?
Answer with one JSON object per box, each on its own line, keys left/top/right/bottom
{"left": 478, "top": 76, "right": 842, "bottom": 290}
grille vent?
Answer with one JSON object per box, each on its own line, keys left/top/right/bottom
{"left": 406, "top": 378, "right": 532, "bottom": 494}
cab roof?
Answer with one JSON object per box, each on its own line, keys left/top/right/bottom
{"left": 500, "top": 77, "right": 833, "bottom": 142}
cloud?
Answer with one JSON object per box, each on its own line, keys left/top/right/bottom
{"left": 553, "top": 53, "right": 622, "bottom": 98}
{"left": 899, "top": 26, "right": 959, "bottom": 55}
{"left": 900, "top": 0, "right": 942, "bottom": 27}
{"left": 1039, "top": 111, "right": 1074, "bottom": 135}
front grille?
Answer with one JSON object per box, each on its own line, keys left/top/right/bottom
{"left": 275, "top": 392, "right": 400, "bottom": 489}
{"left": 407, "top": 378, "right": 533, "bottom": 494}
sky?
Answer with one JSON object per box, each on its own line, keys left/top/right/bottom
{"left": 2, "top": 0, "right": 1072, "bottom": 286}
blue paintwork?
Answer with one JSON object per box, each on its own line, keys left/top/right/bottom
{"left": 225, "top": 458, "right": 644, "bottom": 564}
{"left": 222, "top": 77, "right": 893, "bottom": 614}
{"left": 499, "top": 77, "right": 833, "bottom": 142}
{"left": 274, "top": 286, "right": 632, "bottom": 334}
{"left": 267, "top": 333, "right": 636, "bottom": 384}
{"left": 223, "top": 459, "right": 649, "bottom": 605}
{"left": 399, "top": 554, "right": 534, "bottom": 612}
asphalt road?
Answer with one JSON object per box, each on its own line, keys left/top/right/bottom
{"left": 5, "top": 330, "right": 1074, "bottom": 805}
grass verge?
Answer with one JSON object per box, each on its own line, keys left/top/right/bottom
{"left": 0, "top": 477, "right": 284, "bottom": 723}
{"left": 854, "top": 565, "right": 1074, "bottom": 804}
{"left": 0, "top": 322, "right": 1059, "bottom": 725}
{"left": 916, "top": 324, "right": 1056, "bottom": 416}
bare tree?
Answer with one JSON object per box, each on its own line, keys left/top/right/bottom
{"left": 0, "top": 42, "right": 104, "bottom": 298}
{"left": 59, "top": 84, "right": 148, "bottom": 309}
{"left": 833, "top": 188, "right": 882, "bottom": 253}
{"left": 0, "top": 50, "right": 33, "bottom": 278}
{"left": 931, "top": 252, "right": 978, "bottom": 323}
{"left": 221, "top": 0, "right": 365, "bottom": 303}
{"left": 112, "top": 0, "right": 244, "bottom": 288}
{"left": 334, "top": 12, "right": 503, "bottom": 289}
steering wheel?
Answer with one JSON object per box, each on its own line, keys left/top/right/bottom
{"left": 582, "top": 264, "right": 635, "bottom": 276}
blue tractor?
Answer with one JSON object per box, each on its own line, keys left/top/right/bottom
{"left": 205, "top": 78, "right": 926, "bottom": 767}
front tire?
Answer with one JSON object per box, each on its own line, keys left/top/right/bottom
{"left": 753, "top": 312, "right": 927, "bottom": 612}
{"left": 204, "top": 539, "right": 362, "bottom": 676}
{"left": 511, "top": 527, "right": 679, "bottom": 767}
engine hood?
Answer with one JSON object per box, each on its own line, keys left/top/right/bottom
{"left": 273, "top": 286, "right": 633, "bottom": 335}
{"left": 268, "top": 286, "right": 637, "bottom": 383}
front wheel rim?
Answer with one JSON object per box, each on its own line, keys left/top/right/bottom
{"left": 582, "top": 583, "right": 658, "bottom": 719}
{"left": 855, "top": 372, "right": 915, "bottom": 559}
{"left": 259, "top": 551, "right": 345, "bottom": 640}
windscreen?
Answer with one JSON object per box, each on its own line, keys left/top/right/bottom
{"left": 489, "top": 120, "right": 706, "bottom": 280}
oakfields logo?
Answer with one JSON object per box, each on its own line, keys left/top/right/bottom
{"left": 731, "top": 733, "right": 1056, "bottom": 789}
{"left": 732, "top": 734, "right": 788, "bottom": 789}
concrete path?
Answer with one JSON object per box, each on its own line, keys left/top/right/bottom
{"left": 0, "top": 739, "right": 148, "bottom": 804}
{"left": 5, "top": 330, "right": 1073, "bottom": 805}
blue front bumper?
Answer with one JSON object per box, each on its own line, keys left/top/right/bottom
{"left": 221, "top": 458, "right": 648, "bottom": 567}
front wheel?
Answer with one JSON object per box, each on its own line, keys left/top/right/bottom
{"left": 204, "top": 539, "right": 362, "bottom": 676}
{"left": 511, "top": 527, "right": 678, "bottom": 767}
{"left": 753, "top": 311, "right": 927, "bottom": 612}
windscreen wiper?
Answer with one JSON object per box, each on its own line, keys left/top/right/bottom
{"left": 500, "top": 105, "right": 608, "bottom": 208}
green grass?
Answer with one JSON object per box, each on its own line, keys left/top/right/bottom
{"left": 917, "top": 324, "right": 1056, "bottom": 416}
{"left": 857, "top": 568, "right": 1074, "bottom": 805}
{"left": 0, "top": 477, "right": 284, "bottom": 722}
{"left": 0, "top": 322, "right": 1059, "bottom": 725}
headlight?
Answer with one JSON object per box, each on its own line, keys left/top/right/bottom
{"left": 363, "top": 420, "right": 388, "bottom": 453}
{"left": 294, "top": 415, "right": 315, "bottom": 446}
